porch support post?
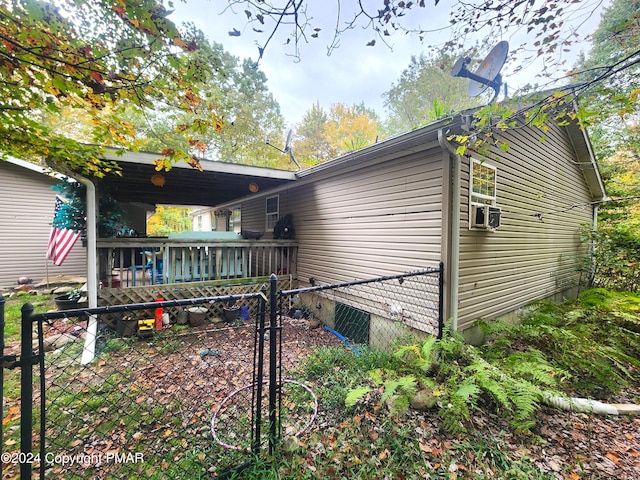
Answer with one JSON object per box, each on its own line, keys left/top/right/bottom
{"left": 80, "top": 177, "right": 99, "bottom": 364}
{"left": 47, "top": 164, "right": 99, "bottom": 364}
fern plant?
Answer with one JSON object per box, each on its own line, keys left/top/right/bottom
{"left": 346, "top": 322, "right": 563, "bottom": 433}
{"left": 479, "top": 290, "right": 640, "bottom": 397}
{"left": 345, "top": 368, "right": 418, "bottom": 414}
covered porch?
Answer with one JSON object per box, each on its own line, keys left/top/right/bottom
{"left": 45, "top": 148, "right": 299, "bottom": 363}
{"left": 79, "top": 150, "right": 299, "bottom": 292}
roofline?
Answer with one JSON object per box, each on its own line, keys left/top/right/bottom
{"left": 296, "top": 116, "right": 457, "bottom": 178}
{"left": 102, "top": 148, "right": 297, "bottom": 181}
{"left": 3, "top": 155, "right": 67, "bottom": 179}
{"left": 215, "top": 116, "right": 459, "bottom": 209}
{"left": 568, "top": 101, "right": 608, "bottom": 201}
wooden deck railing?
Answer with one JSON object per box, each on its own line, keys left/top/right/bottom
{"left": 97, "top": 238, "right": 298, "bottom": 287}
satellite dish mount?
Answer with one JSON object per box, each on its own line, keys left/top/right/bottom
{"left": 451, "top": 41, "right": 509, "bottom": 103}
{"left": 266, "top": 128, "right": 301, "bottom": 170}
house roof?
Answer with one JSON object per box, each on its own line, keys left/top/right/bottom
{"left": 215, "top": 111, "right": 606, "bottom": 209}
{"left": 4, "top": 156, "right": 67, "bottom": 180}
{"left": 97, "top": 150, "right": 297, "bottom": 206}
{"left": 564, "top": 118, "right": 607, "bottom": 201}
{"left": 219, "top": 103, "right": 607, "bottom": 206}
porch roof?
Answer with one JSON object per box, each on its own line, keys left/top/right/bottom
{"left": 99, "top": 150, "right": 298, "bottom": 206}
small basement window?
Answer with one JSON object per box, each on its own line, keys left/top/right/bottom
{"left": 266, "top": 195, "right": 279, "bottom": 231}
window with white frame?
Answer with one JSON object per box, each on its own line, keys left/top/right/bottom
{"left": 470, "top": 158, "right": 497, "bottom": 206}
{"left": 266, "top": 195, "right": 279, "bottom": 231}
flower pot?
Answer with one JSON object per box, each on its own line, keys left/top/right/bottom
{"left": 223, "top": 306, "right": 240, "bottom": 322}
{"left": 176, "top": 310, "right": 189, "bottom": 325}
{"left": 188, "top": 307, "right": 208, "bottom": 327}
{"left": 54, "top": 295, "right": 83, "bottom": 311}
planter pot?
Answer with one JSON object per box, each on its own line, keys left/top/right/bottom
{"left": 188, "top": 307, "right": 208, "bottom": 327}
{"left": 54, "top": 295, "right": 85, "bottom": 311}
{"left": 223, "top": 306, "right": 240, "bottom": 322}
{"left": 176, "top": 310, "right": 189, "bottom": 325}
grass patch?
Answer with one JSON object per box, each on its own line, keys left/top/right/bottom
{"left": 2, "top": 292, "right": 56, "bottom": 341}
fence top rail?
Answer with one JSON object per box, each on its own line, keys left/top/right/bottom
{"left": 25, "top": 291, "right": 266, "bottom": 323}
{"left": 279, "top": 266, "right": 443, "bottom": 297}
{"left": 97, "top": 238, "right": 298, "bottom": 247}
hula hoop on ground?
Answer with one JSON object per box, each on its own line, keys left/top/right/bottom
{"left": 211, "top": 379, "right": 318, "bottom": 450}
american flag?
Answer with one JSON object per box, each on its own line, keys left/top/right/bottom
{"left": 46, "top": 195, "right": 80, "bottom": 266}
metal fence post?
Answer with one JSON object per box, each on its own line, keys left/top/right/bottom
{"left": 268, "top": 273, "right": 278, "bottom": 454}
{"left": 253, "top": 285, "right": 268, "bottom": 454}
{"left": 0, "top": 293, "right": 4, "bottom": 463}
{"left": 20, "top": 302, "right": 34, "bottom": 479}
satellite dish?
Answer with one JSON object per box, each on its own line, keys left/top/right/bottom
{"left": 266, "top": 128, "right": 301, "bottom": 170}
{"left": 284, "top": 129, "right": 293, "bottom": 152}
{"left": 451, "top": 41, "right": 509, "bottom": 101}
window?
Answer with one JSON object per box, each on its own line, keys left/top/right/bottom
{"left": 230, "top": 207, "right": 241, "bottom": 233}
{"left": 469, "top": 158, "right": 501, "bottom": 230}
{"left": 266, "top": 195, "right": 279, "bottom": 231}
{"left": 470, "top": 158, "right": 497, "bottom": 206}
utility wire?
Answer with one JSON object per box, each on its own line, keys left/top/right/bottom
{"left": 505, "top": 195, "right": 640, "bottom": 222}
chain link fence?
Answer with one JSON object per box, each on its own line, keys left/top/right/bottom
{"left": 1, "top": 265, "right": 442, "bottom": 479}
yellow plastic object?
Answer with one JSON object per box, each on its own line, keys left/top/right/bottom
{"left": 138, "top": 318, "right": 155, "bottom": 333}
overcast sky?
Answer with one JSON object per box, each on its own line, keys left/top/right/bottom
{"left": 170, "top": 1, "right": 608, "bottom": 127}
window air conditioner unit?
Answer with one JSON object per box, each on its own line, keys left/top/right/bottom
{"left": 472, "top": 205, "right": 501, "bottom": 230}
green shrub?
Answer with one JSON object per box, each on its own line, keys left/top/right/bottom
{"left": 579, "top": 225, "right": 640, "bottom": 292}
{"left": 346, "top": 322, "right": 562, "bottom": 433}
{"left": 479, "top": 289, "right": 640, "bottom": 397}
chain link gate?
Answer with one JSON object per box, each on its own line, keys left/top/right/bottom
{"left": 272, "top": 265, "right": 444, "bottom": 449}
{"left": 1, "top": 289, "right": 280, "bottom": 479}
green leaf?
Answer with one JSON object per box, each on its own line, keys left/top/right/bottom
{"left": 455, "top": 145, "right": 467, "bottom": 155}
{"left": 345, "top": 387, "right": 372, "bottom": 407}
{"left": 455, "top": 381, "right": 480, "bottom": 401}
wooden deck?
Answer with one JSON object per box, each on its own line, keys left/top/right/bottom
{"left": 97, "top": 237, "right": 298, "bottom": 287}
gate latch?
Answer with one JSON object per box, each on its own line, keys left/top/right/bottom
{"left": 1, "top": 354, "right": 18, "bottom": 369}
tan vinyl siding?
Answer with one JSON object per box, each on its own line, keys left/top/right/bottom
{"left": 239, "top": 147, "right": 444, "bottom": 334}
{"left": 241, "top": 190, "right": 292, "bottom": 240}
{"left": 242, "top": 148, "right": 444, "bottom": 283}
{"left": 297, "top": 152, "right": 443, "bottom": 282}
{"left": 0, "top": 161, "right": 86, "bottom": 288}
{"left": 457, "top": 122, "right": 594, "bottom": 330}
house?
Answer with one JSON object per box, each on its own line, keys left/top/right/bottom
{"left": 43, "top": 101, "right": 604, "bottom": 344}
{"left": 213, "top": 108, "right": 606, "bottom": 340}
{"left": 189, "top": 206, "right": 242, "bottom": 233}
{"left": 0, "top": 158, "right": 86, "bottom": 289}
{"left": 190, "top": 207, "right": 215, "bottom": 232}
